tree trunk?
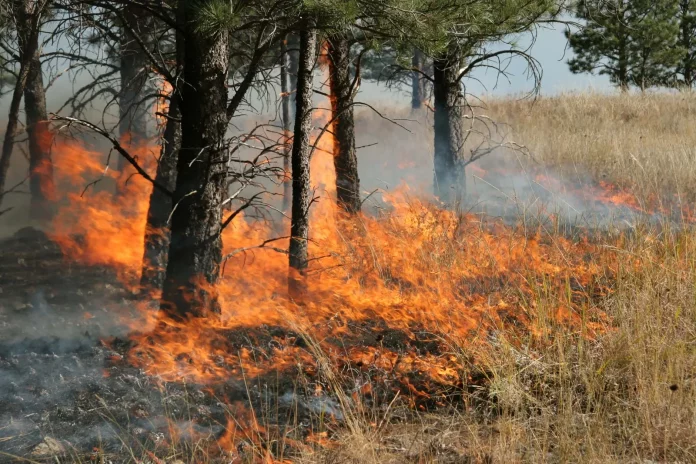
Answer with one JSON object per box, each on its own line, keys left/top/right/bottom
{"left": 327, "top": 35, "right": 360, "bottom": 214}
{"left": 160, "top": 1, "right": 229, "bottom": 319}
{"left": 618, "top": 18, "right": 629, "bottom": 92}
{"left": 411, "top": 49, "right": 424, "bottom": 111}
{"left": 288, "top": 24, "right": 317, "bottom": 297}
{"left": 118, "top": 4, "right": 148, "bottom": 173}
{"left": 140, "top": 96, "right": 181, "bottom": 292}
{"left": 24, "top": 39, "right": 55, "bottom": 222}
{"left": 0, "top": 65, "right": 28, "bottom": 211}
{"left": 433, "top": 48, "right": 466, "bottom": 206}
{"left": 280, "top": 37, "right": 292, "bottom": 213}
{"left": 0, "top": 0, "right": 40, "bottom": 211}
{"left": 140, "top": 20, "right": 184, "bottom": 294}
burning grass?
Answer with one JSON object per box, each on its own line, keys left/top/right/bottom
{"left": 4, "top": 92, "right": 696, "bottom": 462}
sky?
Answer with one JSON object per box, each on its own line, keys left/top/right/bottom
{"left": 469, "top": 23, "right": 612, "bottom": 95}
{"left": 359, "top": 23, "right": 613, "bottom": 105}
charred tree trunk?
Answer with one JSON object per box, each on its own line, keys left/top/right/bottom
{"left": 23, "top": 37, "right": 55, "bottom": 222}
{"left": 288, "top": 24, "right": 317, "bottom": 297}
{"left": 140, "top": 96, "right": 181, "bottom": 292}
{"left": 140, "top": 23, "right": 184, "bottom": 294}
{"left": 118, "top": 4, "right": 148, "bottom": 173}
{"left": 411, "top": 49, "right": 424, "bottom": 111}
{"left": 280, "top": 37, "right": 292, "bottom": 213}
{"left": 327, "top": 35, "right": 360, "bottom": 214}
{"left": 160, "top": 2, "right": 229, "bottom": 319}
{"left": 433, "top": 47, "right": 466, "bottom": 205}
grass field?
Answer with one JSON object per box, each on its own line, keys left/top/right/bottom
{"left": 291, "top": 93, "right": 696, "bottom": 463}
{"left": 7, "top": 93, "right": 696, "bottom": 464}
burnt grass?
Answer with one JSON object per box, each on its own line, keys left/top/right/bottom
{"left": 0, "top": 227, "right": 609, "bottom": 462}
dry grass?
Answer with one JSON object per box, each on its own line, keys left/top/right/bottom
{"left": 18, "top": 93, "right": 696, "bottom": 463}
{"left": 487, "top": 92, "right": 696, "bottom": 206}
{"left": 296, "top": 93, "right": 696, "bottom": 463}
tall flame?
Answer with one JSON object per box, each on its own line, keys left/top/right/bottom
{"left": 45, "top": 94, "right": 627, "bottom": 452}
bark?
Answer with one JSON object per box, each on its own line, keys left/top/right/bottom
{"left": 411, "top": 49, "right": 424, "bottom": 111}
{"left": 288, "top": 25, "right": 317, "bottom": 297}
{"left": 140, "top": 20, "right": 184, "bottom": 294}
{"left": 280, "top": 37, "right": 292, "bottom": 213}
{"left": 327, "top": 35, "right": 360, "bottom": 214}
{"left": 118, "top": 4, "right": 148, "bottom": 173}
{"left": 0, "top": 0, "right": 40, "bottom": 211}
{"left": 160, "top": 1, "right": 230, "bottom": 319}
{"left": 140, "top": 96, "right": 181, "bottom": 292}
{"left": 23, "top": 32, "right": 55, "bottom": 222}
{"left": 433, "top": 47, "right": 466, "bottom": 205}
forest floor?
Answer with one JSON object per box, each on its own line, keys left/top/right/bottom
{"left": 2, "top": 93, "right": 696, "bottom": 463}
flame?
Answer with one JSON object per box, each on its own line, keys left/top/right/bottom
{"left": 45, "top": 90, "right": 621, "bottom": 438}
{"left": 154, "top": 79, "right": 173, "bottom": 131}
{"left": 45, "top": 116, "right": 615, "bottom": 392}
{"left": 48, "top": 134, "right": 156, "bottom": 285}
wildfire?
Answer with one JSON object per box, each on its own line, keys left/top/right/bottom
{"left": 47, "top": 128, "right": 608, "bottom": 377}
{"left": 48, "top": 135, "right": 156, "bottom": 285}
{"left": 45, "top": 106, "right": 621, "bottom": 453}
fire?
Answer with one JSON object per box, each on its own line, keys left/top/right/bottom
{"left": 154, "top": 79, "right": 173, "bottom": 131}
{"left": 47, "top": 122, "right": 611, "bottom": 386}
{"left": 45, "top": 116, "right": 615, "bottom": 379}
{"left": 45, "top": 93, "right": 623, "bottom": 451}
{"left": 48, "top": 134, "right": 155, "bottom": 284}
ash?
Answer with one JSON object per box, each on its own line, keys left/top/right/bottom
{"left": 0, "top": 228, "right": 333, "bottom": 462}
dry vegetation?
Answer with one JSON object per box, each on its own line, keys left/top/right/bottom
{"left": 488, "top": 92, "right": 696, "bottom": 206}
{"left": 6, "top": 93, "right": 696, "bottom": 464}
{"left": 294, "top": 93, "right": 696, "bottom": 463}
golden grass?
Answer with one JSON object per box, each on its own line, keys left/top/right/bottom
{"left": 487, "top": 92, "right": 696, "bottom": 206}
{"left": 296, "top": 93, "right": 696, "bottom": 463}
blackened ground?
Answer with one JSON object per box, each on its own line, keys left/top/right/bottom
{"left": 0, "top": 229, "right": 341, "bottom": 462}
{"left": 0, "top": 229, "right": 459, "bottom": 462}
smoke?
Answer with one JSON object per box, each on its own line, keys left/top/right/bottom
{"left": 351, "top": 105, "right": 665, "bottom": 230}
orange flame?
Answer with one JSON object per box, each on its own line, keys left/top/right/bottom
{"left": 47, "top": 94, "right": 613, "bottom": 411}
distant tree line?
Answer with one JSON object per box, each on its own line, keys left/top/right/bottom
{"left": 566, "top": 0, "right": 696, "bottom": 91}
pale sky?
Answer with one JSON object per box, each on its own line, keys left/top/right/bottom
{"left": 358, "top": 23, "right": 613, "bottom": 105}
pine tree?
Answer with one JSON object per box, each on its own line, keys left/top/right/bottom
{"left": 140, "top": 19, "right": 183, "bottom": 294}
{"left": 628, "top": 0, "right": 680, "bottom": 90}
{"left": 288, "top": 20, "right": 317, "bottom": 298}
{"left": 117, "top": 4, "right": 150, "bottom": 174}
{"left": 16, "top": 0, "right": 55, "bottom": 221}
{"left": 426, "top": 0, "right": 554, "bottom": 204}
{"left": 676, "top": 0, "right": 696, "bottom": 87}
{"left": 160, "top": 0, "right": 298, "bottom": 317}
{"left": 567, "top": 0, "right": 680, "bottom": 91}
{"left": 327, "top": 35, "right": 361, "bottom": 214}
